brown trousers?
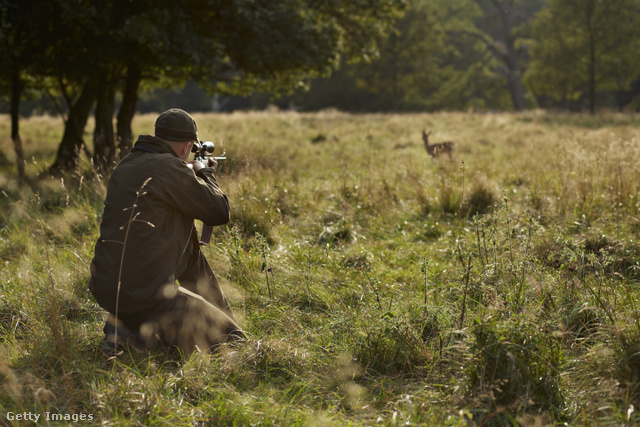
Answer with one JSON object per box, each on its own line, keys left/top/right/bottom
{"left": 119, "top": 231, "right": 244, "bottom": 356}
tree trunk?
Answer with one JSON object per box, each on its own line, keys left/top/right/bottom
{"left": 586, "top": 0, "right": 596, "bottom": 115}
{"left": 588, "top": 35, "right": 596, "bottom": 115}
{"left": 49, "top": 80, "right": 98, "bottom": 174}
{"left": 490, "top": 0, "right": 527, "bottom": 111}
{"left": 10, "top": 64, "right": 25, "bottom": 180}
{"left": 505, "top": 59, "right": 527, "bottom": 111}
{"left": 116, "top": 63, "right": 142, "bottom": 158}
{"left": 93, "top": 72, "right": 117, "bottom": 170}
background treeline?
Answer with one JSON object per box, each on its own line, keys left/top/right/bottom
{"left": 162, "top": 0, "right": 640, "bottom": 114}
{"left": 2, "top": 0, "right": 640, "bottom": 175}
{"left": 7, "top": 0, "right": 640, "bottom": 117}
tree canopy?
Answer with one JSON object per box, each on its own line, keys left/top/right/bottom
{"left": 290, "top": 0, "right": 640, "bottom": 114}
{"left": 275, "top": 0, "right": 546, "bottom": 112}
{"left": 524, "top": 0, "right": 640, "bottom": 113}
{"left": 0, "top": 0, "right": 406, "bottom": 172}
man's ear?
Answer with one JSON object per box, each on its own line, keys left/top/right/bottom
{"left": 180, "top": 142, "right": 192, "bottom": 158}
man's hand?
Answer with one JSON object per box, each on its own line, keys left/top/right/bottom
{"left": 187, "top": 157, "right": 218, "bottom": 173}
{"left": 206, "top": 157, "right": 219, "bottom": 171}
{"left": 187, "top": 159, "right": 205, "bottom": 172}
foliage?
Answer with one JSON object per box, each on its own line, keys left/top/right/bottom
{"left": 348, "top": 0, "right": 446, "bottom": 110}
{"left": 525, "top": 0, "right": 640, "bottom": 113}
{"left": 438, "top": 0, "right": 545, "bottom": 111}
{"left": 5, "top": 0, "right": 640, "bottom": 117}
{"left": 224, "top": 0, "right": 548, "bottom": 112}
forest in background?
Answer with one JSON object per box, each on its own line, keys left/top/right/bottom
{"left": 4, "top": 0, "right": 640, "bottom": 119}
{"left": 140, "top": 0, "right": 640, "bottom": 115}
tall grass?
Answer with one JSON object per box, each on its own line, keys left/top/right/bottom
{"left": 1, "top": 110, "right": 640, "bottom": 424}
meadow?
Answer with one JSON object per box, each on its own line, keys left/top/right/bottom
{"left": 1, "top": 110, "right": 640, "bottom": 425}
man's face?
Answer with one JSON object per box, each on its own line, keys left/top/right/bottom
{"left": 180, "top": 141, "right": 195, "bottom": 161}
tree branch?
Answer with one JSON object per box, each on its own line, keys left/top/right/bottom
{"left": 446, "top": 29, "right": 507, "bottom": 61}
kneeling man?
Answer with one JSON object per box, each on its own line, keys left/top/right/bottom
{"left": 89, "top": 108, "right": 244, "bottom": 355}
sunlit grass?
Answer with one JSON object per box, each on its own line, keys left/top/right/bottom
{"left": 1, "top": 110, "right": 640, "bottom": 424}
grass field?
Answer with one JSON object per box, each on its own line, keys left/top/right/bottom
{"left": 2, "top": 110, "right": 640, "bottom": 425}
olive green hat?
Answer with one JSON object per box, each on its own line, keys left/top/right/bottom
{"left": 155, "top": 108, "right": 198, "bottom": 142}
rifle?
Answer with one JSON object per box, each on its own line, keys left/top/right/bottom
{"left": 191, "top": 140, "right": 226, "bottom": 246}
{"left": 191, "top": 140, "right": 226, "bottom": 162}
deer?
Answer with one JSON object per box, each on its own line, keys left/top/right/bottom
{"left": 422, "top": 130, "right": 456, "bottom": 159}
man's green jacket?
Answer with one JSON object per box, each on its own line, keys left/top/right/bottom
{"left": 89, "top": 135, "right": 230, "bottom": 316}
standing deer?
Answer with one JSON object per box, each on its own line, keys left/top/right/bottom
{"left": 422, "top": 130, "right": 456, "bottom": 159}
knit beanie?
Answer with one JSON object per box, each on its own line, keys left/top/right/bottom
{"left": 155, "top": 108, "right": 198, "bottom": 142}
